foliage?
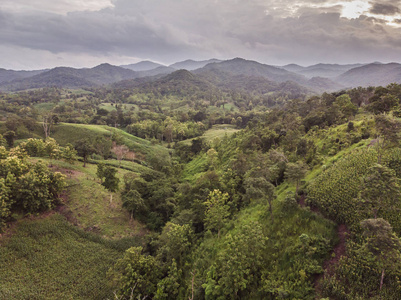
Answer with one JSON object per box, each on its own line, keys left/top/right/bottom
{"left": 359, "top": 164, "right": 401, "bottom": 219}
{"left": 0, "top": 214, "right": 129, "bottom": 299}
{"left": 322, "top": 219, "right": 401, "bottom": 299}
{"left": 108, "top": 246, "right": 161, "bottom": 299}
{"left": 0, "top": 149, "right": 65, "bottom": 230}
{"left": 203, "top": 189, "right": 230, "bottom": 238}
{"left": 203, "top": 222, "right": 268, "bottom": 299}
{"left": 101, "top": 166, "right": 120, "bottom": 193}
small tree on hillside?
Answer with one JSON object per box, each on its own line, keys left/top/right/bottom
{"left": 102, "top": 166, "right": 119, "bottom": 203}
{"left": 112, "top": 144, "right": 129, "bottom": 167}
{"left": 360, "top": 218, "right": 401, "bottom": 291}
{"left": 359, "top": 164, "right": 401, "bottom": 219}
{"left": 3, "top": 131, "right": 16, "bottom": 148}
{"left": 74, "top": 139, "right": 95, "bottom": 167}
{"left": 244, "top": 176, "right": 276, "bottom": 218}
{"left": 107, "top": 246, "right": 161, "bottom": 299}
{"left": 374, "top": 114, "right": 400, "bottom": 164}
{"left": 204, "top": 189, "right": 230, "bottom": 238}
{"left": 285, "top": 161, "right": 308, "bottom": 196}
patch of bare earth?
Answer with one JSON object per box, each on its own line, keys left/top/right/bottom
{"left": 314, "top": 223, "right": 349, "bottom": 298}
{"left": 48, "top": 165, "right": 83, "bottom": 178}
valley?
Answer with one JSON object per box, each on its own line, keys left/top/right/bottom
{"left": 1, "top": 58, "right": 401, "bottom": 299}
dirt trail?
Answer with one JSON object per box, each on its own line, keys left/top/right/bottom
{"left": 298, "top": 196, "right": 349, "bottom": 297}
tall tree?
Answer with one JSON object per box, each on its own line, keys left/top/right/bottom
{"left": 74, "top": 139, "right": 95, "bottom": 167}
{"left": 108, "top": 246, "right": 161, "bottom": 299}
{"left": 285, "top": 161, "right": 308, "bottom": 196}
{"left": 204, "top": 189, "right": 230, "bottom": 238}
{"left": 360, "top": 164, "right": 401, "bottom": 219}
{"left": 360, "top": 218, "right": 401, "bottom": 291}
{"left": 374, "top": 114, "right": 400, "bottom": 164}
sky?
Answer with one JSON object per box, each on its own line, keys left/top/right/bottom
{"left": 1, "top": 0, "right": 401, "bottom": 70}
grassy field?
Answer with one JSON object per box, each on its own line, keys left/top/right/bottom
{"left": 48, "top": 123, "right": 169, "bottom": 159}
{"left": 0, "top": 214, "right": 140, "bottom": 300}
{"left": 180, "top": 124, "right": 240, "bottom": 146}
{"left": 36, "top": 158, "right": 148, "bottom": 239}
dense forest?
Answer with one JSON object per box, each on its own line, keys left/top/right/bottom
{"left": 1, "top": 67, "right": 401, "bottom": 300}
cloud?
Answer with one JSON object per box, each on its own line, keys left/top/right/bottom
{"left": 370, "top": 2, "right": 400, "bottom": 15}
{"left": 1, "top": 0, "right": 401, "bottom": 69}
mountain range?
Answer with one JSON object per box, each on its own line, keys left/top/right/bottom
{"left": 1, "top": 58, "right": 401, "bottom": 93}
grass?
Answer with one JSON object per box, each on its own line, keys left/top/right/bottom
{"left": 0, "top": 214, "right": 140, "bottom": 300}
{"left": 49, "top": 123, "right": 169, "bottom": 159}
{"left": 37, "top": 158, "right": 148, "bottom": 239}
{"left": 180, "top": 124, "right": 240, "bottom": 146}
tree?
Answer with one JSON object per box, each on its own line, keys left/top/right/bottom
{"left": 154, "top": 259, "right": 181, "bottom": 300}
{"left": 102, "top": 166, "right": 119, "bottom": 203}
{"left": 61, "top": 143, "right": 77, "bottom": 165}
{"left": 74, "top": 139, "right": 95, "bottom": 167}
{"left": 112, "top": 144, "right": 129, "bottom": 167}
{"left": 203, "top": 222, "right": 268, "bottom": 299}
{"left": 0, "top": 178, "right": 11, "bottom": 229}
{"left": 0, "top": 134, "right": 7, "bottom": 147}
{"left": 244, "top": 176, "right": 276, "bottom": 217}
{"left": 44, "top": 137, "right": 61, "bottom": 166}
{"left": 204, "top": 189, "right": 230, "bottom": 238}
{"left": 360, "top": 218, "right": 401, "bottom": 291}
{"left": 108, "top": 246, "right": 161, "bottom": 299}
{"left": 122, "top": 189, "right": 145, "bottom": 219}
{"left": 96, "top": 163, "right": 105, "bottom": 183}
{"left": 359, "top": 164, "right": 401, "bottom": 219}
{"left": 42, "top": 114, "right": 53, "bottom": 138}
{"left": 3, "top": 131, "right": 16, "bottom": 148}
{"left": 333, "top": 94, "right": 358, "bottom": 120}
{"left": 285, "top": 161, "right": 308, "bottom": 196}
{"left": 374, "top": 114, "right": 400, "bottom": 164}
{"left": 157, "top": 222, "right": 193, "bottom": 269}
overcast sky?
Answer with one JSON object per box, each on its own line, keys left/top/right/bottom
{"left": 1, "top": 0, "right": 401, "bottom": 70}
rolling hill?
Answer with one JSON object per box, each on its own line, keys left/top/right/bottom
{"left": 282, "top": 63, "right": 364, "bottom": 78}
{"left": 120, "top": 60, "right": 165, "bottom": 71}
{"left": 0, "top": 64, "right": 138, "bottom": 91}
{"left": 169, "top": 59, "right": 222, "bottom": 70}
{"left": 196, "top": 58, "right": 307, "bottom": 84}
{"left": 335, "top": 62, "right": 401, "bottom": 87}
{"left": 0, "top": 68, "right": 46, "bottom": 84}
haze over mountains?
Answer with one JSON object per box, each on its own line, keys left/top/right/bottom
{"left": 0, "top": 58, "right": 400, "bottom": 93}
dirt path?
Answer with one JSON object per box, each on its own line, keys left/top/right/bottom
{"left": 298, "top": 196, "right": 349, "bottom": 297}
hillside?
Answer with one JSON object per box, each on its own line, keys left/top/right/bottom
{"left": 169, "top": 58, "right": 222, "bottom": 70}
{"left": 0, "top": 64, "right": 138, "bottom": 91}
{"left": 0, "top": 68, "right": 45, "bottom": 84}
{"left": 196, "top": 58, "right": 308, "bottom": 85}
{"left": 120, "top": 60, "right": 165, "bottom": 71}
{"left": 282, "top": 63, "right": 364, "bottom": 78}
{"left": 336, "top": 62, "right": 401, "bottom": 87}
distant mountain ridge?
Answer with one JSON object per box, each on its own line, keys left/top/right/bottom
{"left": 0, "top": 64, "right": 138, "bottom": 91}
{"left": 281, "top": 63, "right": 365, "bottom": 78}
{"left": 120, "top": 61, "right": 165, "bottom": 71}
{"left": 169, "top": 59, "right": 222, "bottom": 70}
{"left": 335, "top": 63, "right": 401, "bottom": 88}
{"left": 1, "top": 58, "right": 401, "bottom": 93}
{"left": 0, "top": 68, "right": 46, "bottom": 84}
{"left": 196, "top": 58, "right": 307, "bottom": 85}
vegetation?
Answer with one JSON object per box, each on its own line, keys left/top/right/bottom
{"left": 1, "top": 74, "right": 401, "bottom": 299}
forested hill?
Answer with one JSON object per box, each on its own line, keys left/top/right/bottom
{"left": 2, "top": 79, "right": 401, "bottom": 299}
{"left": 3, "top": 59, "right": 401, "bottom": 94}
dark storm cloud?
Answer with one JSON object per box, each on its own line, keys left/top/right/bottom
{"left": 1, "top": 0, "right": 401, "bottom": 68}
{"left": 370, "top": 2, "right": 400, "bottom": 15}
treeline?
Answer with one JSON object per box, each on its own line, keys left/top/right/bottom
{"left": 0, "top": 137, "right": 66, "bottom": 229}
